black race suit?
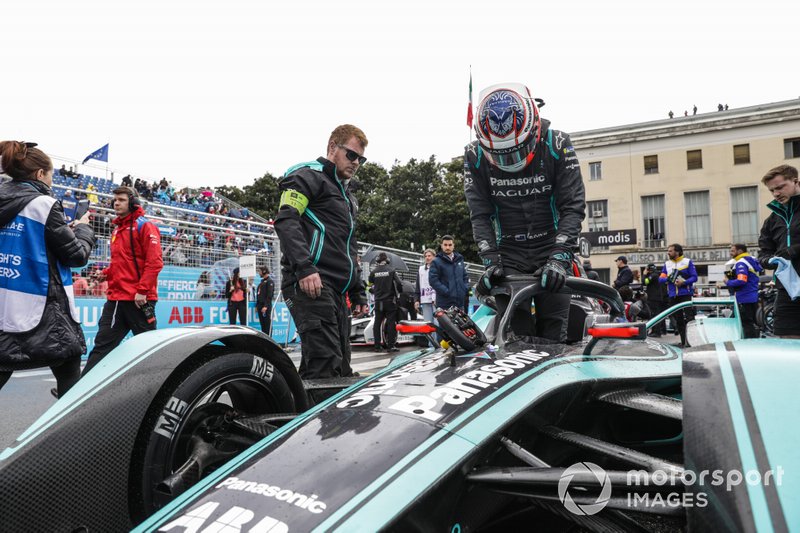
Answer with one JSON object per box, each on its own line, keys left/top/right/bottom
{"left": 369, "top": 264, "right": 401, "bottom": 349}
{"left": 464, "top": 120, "right": 586, "bottom": 342}
{"left": 274, "top": 157, "right": 367, "bottom": 378}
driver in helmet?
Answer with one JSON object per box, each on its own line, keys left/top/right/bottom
{"left": 464, "top": 83, "right": 586, "bottom": 342}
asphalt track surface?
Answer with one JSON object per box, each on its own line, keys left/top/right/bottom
{"left": 0, "top": 343, "right": 420, "bottom": 451}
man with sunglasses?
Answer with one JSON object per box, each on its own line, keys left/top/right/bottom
{"left": 274, "top": 124, "right": 369, "bottom": 378}
{"left": 465, "top": 83, "right": 586, "bottom": 342}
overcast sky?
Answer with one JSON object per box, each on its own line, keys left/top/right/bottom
{"left": 3, "top": 0, "right": 797, "bottom": 188}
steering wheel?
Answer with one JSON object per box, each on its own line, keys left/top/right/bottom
{"left": 487, "top": 274, "right": 625, "bottom": 346}
{"left": 435, "top": 306, "right": 487, "bottom": 352}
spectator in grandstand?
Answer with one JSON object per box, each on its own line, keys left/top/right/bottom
{"left": 89, "top": 269, "right": 108, "bottom": 297}
{"left": 274, "top": 124, "right": 369, "bottom": 379}
{"left": 81, "top": 186, "right": 164, "bottom": 377}
{"left": 72, "top": 271, "right": 89, "bottom": 297}
{"left": 0, "top": 141, "right": 95, "bottom": 398}
{"left": 226, "top": 267, "right": 248, "bottom": 325}
{"left": 85, "top": 183, "right": 99, "bottom": 204}
{"left": 256, "top": 267, "right": 275, "bottom": 334}
{"left": 121, "top": 174, "right": 133, "bottom": 187}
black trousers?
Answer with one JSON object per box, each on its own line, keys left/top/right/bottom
{"left": 82, "top": 300, "right": 157, "bottom": 376}
{"left": 373, "top": 300, "right": 398, "bottom": 348}
{"left": 228, "top": 300, "right": 247, "bottom": 325}
{"left": 738, "top": 302, "right": 759, "bottom": 339}
{"left": 0, "top": 357, "right": 81, "bottom": 397}
{"left": 284, "top": 285, "right": 354, "bottom": 378}
{"left": 648, "top": 299, "right": 668, "bottom": 335}
{"left": 258, "top": 306, "right": 272, "bottom": 335}
{"left": 668, "top": 294, "right": 693, "bottom": 345}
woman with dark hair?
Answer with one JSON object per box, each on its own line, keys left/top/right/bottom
{"left": 0, "top": 141, "right": 95, "bottom": 397}
{"left": 225, "top": 267, "right": 247, "bottom": 325}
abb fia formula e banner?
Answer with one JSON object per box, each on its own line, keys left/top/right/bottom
{"left": 74, "top": 299, "right": 297, "bottom": 353}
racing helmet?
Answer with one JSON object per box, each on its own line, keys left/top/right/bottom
{"left": 474, "top": 82, "right": 541, "bottom": 173}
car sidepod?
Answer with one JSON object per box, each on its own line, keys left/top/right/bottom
{"left": 137, "top": 339, "right": 682, "bottom": 532}
{"left": 683, "top": 339, "right": 800, "bottom": 532}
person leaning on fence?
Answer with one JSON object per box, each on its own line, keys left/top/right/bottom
{"left": 0, "top": 141, "right": 95, "bottom": 398}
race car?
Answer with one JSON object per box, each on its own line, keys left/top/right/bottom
{"left": 0, "top": 276, "right": 798, "bottom": 532}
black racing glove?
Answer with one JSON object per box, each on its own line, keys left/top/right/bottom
{"left": 537, "top": 249, "right": 573, "bottom": 293}
{"left": 476, "top": 252, "right": 504, "bottom": 298}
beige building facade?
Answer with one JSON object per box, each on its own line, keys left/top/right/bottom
{"left": 571, "top": 99, "right": 800, "bottom": 284}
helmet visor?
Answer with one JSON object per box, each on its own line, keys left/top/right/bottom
{"left": 485, "top": 135, "right": 536, "bottom": 170}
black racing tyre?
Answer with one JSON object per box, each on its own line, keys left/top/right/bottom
{"left": 129, "top": 351, "right": 296, "bottom": 522}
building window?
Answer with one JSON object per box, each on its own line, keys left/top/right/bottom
{"left": 644, "top": 155, "right": 659, "bottom": 175}
{"left": 731, "top": 186, "right": 759, "bottom": 243}
{"left": 684, "top": 191, "right": 711, "bottom": 246}
{"left": 589, "top": 162, "right": 602, "bottom": 181}
{"left": 642, "top": 195, "right": 665, "bottom": 249}
{"left": 785, "top": 137, "right": 800, "bottom": 159}
{"left": 687, "top": 149, "right": 703, "bottom": 170}
{"left": 586, "top": 199, "right": 608, "bottom": 250}
{"left": 733, "top": 144, "right": 750, "bottom": 165}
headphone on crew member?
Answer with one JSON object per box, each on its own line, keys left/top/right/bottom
{"left": 118, "top": 186, "right": 141, "bottom": 212}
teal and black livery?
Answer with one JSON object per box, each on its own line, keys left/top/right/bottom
{"left": 684, "top": 339, "right": 800, "bottom": 532}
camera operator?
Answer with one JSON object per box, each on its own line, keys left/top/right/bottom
{"left": 643, "top": 263, "right": 667, "bottom": 336}
{"left": 0, "top": 141, "right": 95, "bottom": 398}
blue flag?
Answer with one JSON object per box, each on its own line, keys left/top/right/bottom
{"left": 82, "top": 143, "right": 109, "bottom": 164}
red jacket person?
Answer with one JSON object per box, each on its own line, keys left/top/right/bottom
{"left": 81, "top": 186, "right": 163, "bottom": 376}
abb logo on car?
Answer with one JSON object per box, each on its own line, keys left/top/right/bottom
{"left": 157, "top": 501, "right": 288, "bottom": 533}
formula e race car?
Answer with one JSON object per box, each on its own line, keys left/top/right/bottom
{"left": 0, "top": 276, "right": 798, "bottom": 532}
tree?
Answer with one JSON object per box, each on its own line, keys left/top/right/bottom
{"left": 215, "top": 172, "right": 280, "bottom": 220}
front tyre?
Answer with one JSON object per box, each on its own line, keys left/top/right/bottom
{"left": 129, "top": 351, "right": 295, "bottom": 522}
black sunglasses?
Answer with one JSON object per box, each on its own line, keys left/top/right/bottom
{"left": 337, "top": 144, "right": 367, "bottom": 165}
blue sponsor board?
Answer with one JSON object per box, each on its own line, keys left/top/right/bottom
{"left": 75, "top": 299, "right": 297, "bottom": 355}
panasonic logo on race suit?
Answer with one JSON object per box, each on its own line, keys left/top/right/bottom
{"left": 388, "top": 350, "right": 550, "bottom": 422}
{"left": 157, "top": 501, "right": 288, "bottom": 533}
{"left": 335, "top": 353, "right": 443, "bottom": 409}
{"left": 154, "top": 396, "right": 189, "bottom": 439}
{"left": 489, "top": 175, "right": 546, "bottom": 187}
{"left": 214, "top": 476, "right": 327, "bottom": 514}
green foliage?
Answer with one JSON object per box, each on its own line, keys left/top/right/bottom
{"left": 216, "top": 172, "right": 280, "bottom": 220}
